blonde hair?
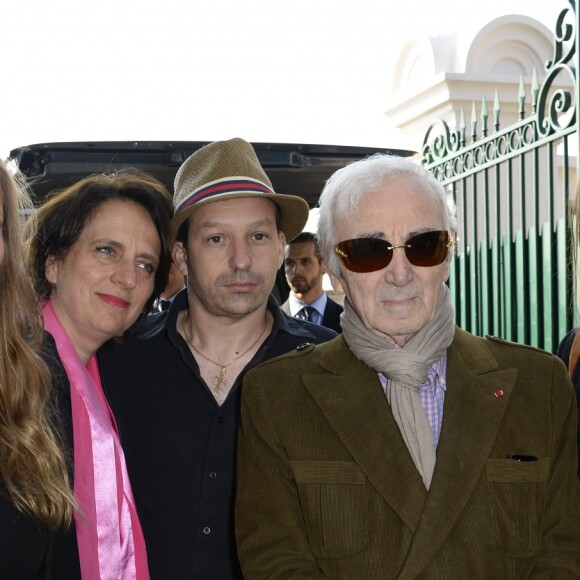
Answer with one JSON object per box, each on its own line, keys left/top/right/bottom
{"left": 0, "top": 160, "right": 75, "bottom": 528}
{"left": 570, "top": 177, "right": 580, "bottom": 319}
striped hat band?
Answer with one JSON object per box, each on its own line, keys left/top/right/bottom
{"left": 177, "top": 177, "right": 274, "bottom": 213}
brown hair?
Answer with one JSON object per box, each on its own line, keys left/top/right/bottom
{"left": 287, "top": 231, "right": 323, "bottom": 264}
{"left": 26, "top": 169, "right": 174, "bottom": 322}
{"left": 0, "top": 161, "right": 76, "bottom": 528}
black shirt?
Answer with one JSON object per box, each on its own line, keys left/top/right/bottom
{"left": 99, "top": 291, "right": 336, "bottom": 579}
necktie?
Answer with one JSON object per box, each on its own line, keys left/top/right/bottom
{"left": 159, "top": 299, "right": 171, "bottom": 312}
{"left": 296, "top": 306, "right": 316, "bottom": 322}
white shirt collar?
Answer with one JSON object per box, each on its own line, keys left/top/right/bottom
{"left": 288, "top": 291, "right": 327, "bottom": 317}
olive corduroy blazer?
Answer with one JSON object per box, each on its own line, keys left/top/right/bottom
{"left": 235, "top": 328, "right": 580, "bottom": 579}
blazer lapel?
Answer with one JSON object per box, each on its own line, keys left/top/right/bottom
{"left": 302, "top": 338, "right": 427, "bottom": 533}
{"left": 397, "top": 329, "right": 517, "bottom": 579}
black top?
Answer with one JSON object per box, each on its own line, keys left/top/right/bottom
{"left": 99, "top": 291, "right": 337, "bottom": 580}
{"left": 555, "top": 329, "right": 580, "bottom": 477}
{"left": 0, "top": 495, "right": 53, "bottom": 580}
{"left": 0, "top": 334, "right": 81, "bottom": 580}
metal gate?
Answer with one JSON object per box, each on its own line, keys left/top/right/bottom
{"left": 420, "top": 0, "right": 578, "bottom": 353}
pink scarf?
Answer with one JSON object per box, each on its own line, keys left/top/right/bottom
{"left": 43, "top": 300, "right": 149, "bottom": 580}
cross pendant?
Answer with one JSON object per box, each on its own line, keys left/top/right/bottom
{"left": 214, "top": 366, "right": 227, "bottom": 392}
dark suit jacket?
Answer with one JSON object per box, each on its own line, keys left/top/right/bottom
{"left": 281, "top": 295, "right": 343, "bottom": 334}
{"left": 236, "top": 329, "right": 580, "bottom": 579}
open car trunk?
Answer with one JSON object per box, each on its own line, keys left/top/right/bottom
{"left": 10, "top": 140, "right": 415, "bottom": 303}
{"left": 10, "top": 140, "right": 414, "bottom": 207}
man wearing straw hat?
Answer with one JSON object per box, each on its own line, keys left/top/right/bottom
{"left": 100, "top": 138, "right": 336, "bottom": 579}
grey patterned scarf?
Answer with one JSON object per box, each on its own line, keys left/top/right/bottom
{"left": 341, "top": 285, "right": 455, "bottom": 489}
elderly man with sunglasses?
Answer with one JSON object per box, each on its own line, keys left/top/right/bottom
{"left": 235, "top": 154, "right": 580, "bottom": 578}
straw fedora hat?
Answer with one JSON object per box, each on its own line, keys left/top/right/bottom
{"left": 172, "top": 138, "right": 309, "bottom": 241}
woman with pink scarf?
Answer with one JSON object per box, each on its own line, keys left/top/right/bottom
{"left": 26, "top": 170, "right": 173, "bottom": 579}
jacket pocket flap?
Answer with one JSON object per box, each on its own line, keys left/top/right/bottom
{"left": 486, "top": 457, "right": 550, "bottom": 482}
{"left": 290, "top": 460, "right": 365, "bottom": 484}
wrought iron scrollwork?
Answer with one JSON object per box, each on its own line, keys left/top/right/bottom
{"left": 421, "top": 0, "right": 577, "bottom": 177}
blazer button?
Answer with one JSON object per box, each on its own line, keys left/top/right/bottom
{"left": 202, "top": 526, "right": 211, "bottom": 535}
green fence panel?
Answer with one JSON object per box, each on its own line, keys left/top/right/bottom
{"left": 542, "top": 222, "right": 554, "bottom": 352}
{"left": 502, "top": 234, "right": 513, "bottom": 341}
{"left": 479, "top": 238, "right": 490, "bottom": 337}
{"left": 469, "top": 242, "right": 478, "bottom": 333}
{"left": 515, "top": 229, "right": 526, "bottom": 344}
{"left": 527, "top": 225, "right": 539, "bottom": 347}
{"left": 459, "top": 248, "right": 468, "bottom": 330}
{"left": 491, "top": 237, "right": 501, "bottom": 337}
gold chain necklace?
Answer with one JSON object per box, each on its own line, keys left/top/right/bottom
{"left": 180, "top": 315, "right": 268, "bottom": 393}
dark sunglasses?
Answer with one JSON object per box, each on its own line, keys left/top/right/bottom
{"left": 335, "top": 230, "right": 453, "bottom": 273}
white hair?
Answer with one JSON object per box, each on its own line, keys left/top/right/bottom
{"left": 317, "top": 154, "right": 457, "bottom": 276}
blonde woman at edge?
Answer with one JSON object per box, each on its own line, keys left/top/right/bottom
{"left": 0, "top": 160, "right": 76, "bottom": 580}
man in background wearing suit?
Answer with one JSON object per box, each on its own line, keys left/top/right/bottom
{"left": 152, "top": 261, "right": 186, "bottom": 313}
{"left": 236, "top": 154, "right": 580, "bottom": 578}
{"left": 281, "top": 232, "right": 343, "bottom": 333}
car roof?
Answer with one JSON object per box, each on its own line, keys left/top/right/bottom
{"left": 10, "top": 140, "right": 415, "bottom": 207}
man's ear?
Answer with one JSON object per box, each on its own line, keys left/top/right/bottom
{"left": 172, "top": 242, "right": 189, "bottom": 277}
{"left": 328, "top": 271, "right": 344, "bottom": 294}
{"left": 45, "top": 255, "right": 58, "bottom": 284}
{"left": 277, "top": 232, "right": 286, "bottom": 269}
